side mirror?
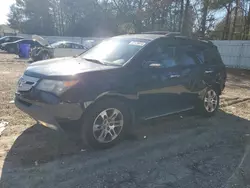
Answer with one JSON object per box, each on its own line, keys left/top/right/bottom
{"left": 142, "top": 61, "right": 162, "bottom": 68}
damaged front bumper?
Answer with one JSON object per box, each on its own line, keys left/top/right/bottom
{"left": 15, "top": 93, "right": 83, "bottom": 131}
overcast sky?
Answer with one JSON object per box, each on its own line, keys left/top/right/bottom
{"left": 0, "top": 0, "right": 15, "bottom": 24}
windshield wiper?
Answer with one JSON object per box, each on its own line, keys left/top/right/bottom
{"left": 83, "top": 58, "right": 106, "bottom": 65}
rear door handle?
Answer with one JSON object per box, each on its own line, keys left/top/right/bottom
{"left": 170, "top": 74, "right": 181, "bottom": 78}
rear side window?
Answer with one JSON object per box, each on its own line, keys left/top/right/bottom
{"left": 56, "top": 43, "right": 65, "bottom": 48}
{"left": 196, "top": 52, "right": 205, "bottom": 63}
{"left": 175, "top": 47, "right": 198, "bottom": 66}
{"left": 9, "top": 37, "right": 20, "bottom": 42}
{"left": 72, "top": 44, "right": 84, "bottom": 49}
{"left": 20, "top": 40, "right": 33, "bottom": 44}
{"left": 203, "top": 47, "right": 223, "bottom": 65}
{"left": 144, "top": 41, "right": 177, "bottom": 68}
{"left": 64, "top": 43, "right": 73, "bottom": 48}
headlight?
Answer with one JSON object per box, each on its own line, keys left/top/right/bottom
{"left": 36, "top": 79, "right": 78, "bottom": 95}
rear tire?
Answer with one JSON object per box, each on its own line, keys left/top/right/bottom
{"left": 81, "top": 99, "right": 131, "bottom": 149}
{"left": 196, "top": 87, "right": 220, "bottom": 117}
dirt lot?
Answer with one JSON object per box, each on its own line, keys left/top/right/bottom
{"left": 0, "top": 52, "right": 250, "bottom": 188}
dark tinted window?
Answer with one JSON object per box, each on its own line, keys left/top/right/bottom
{"left": 144, "top": 41, "right": 201, "bottom": 68}
{"left": 57, "top": 43, "right": 65, "bottom": 48}
{"left": 196, "top": 52, "right": 205, "bottom": 63}
{"left": 19, "top": 40, "right": 33, "bottom": 44}
{"left": 203, "top": 47, "right": 222, "bottom": 65}
{"left": 145, "top": 41, "right": 177, "bottom": 68}
{"left": 9, "top": 37, "right": 22, "bottom": 42}
{"left": 176, "top": 47, "right": 197, "bottom": 66}
{"left": 64, "top": 43, "right": 72, "bottom": 48}
{"left": 72, "top": 43, "right": 84, "bottom": 49}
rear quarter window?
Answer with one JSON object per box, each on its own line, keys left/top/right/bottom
{"left": 204, "top": 47, "right": 223, "bottom": 65}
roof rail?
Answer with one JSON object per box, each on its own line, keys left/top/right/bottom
{"left": 199, "top": 39, "right": 214, "bottom": 45}
{"left": 166, "top": 32, "right": 181, "bottom": 37}
{"left": 142, "top": 31, "right": 169, "bottom": 35}
{"left": 141, "top": 31, "right": 183, "bottom": 37}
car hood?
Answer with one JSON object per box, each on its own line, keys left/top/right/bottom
{"left": 32, "top": 35, "right": 50, "bottom": 46}
{"left": 25, "top": 57, "right": 119, "bottom": 77}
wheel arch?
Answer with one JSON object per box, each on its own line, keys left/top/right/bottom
{"left": 82, "top": 93, "right": 136, "bottom": 126}
{"left": 212, "top": 82, "right": 222, "bottom": 95}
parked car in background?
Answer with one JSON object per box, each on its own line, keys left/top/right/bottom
{"left": 31, "top": 41, "right": 88, "bottom": 61}
{"left": 1, "top": 39, "right": 43, "bottom": 54}
{"left": 51, "top": 41, "right": 88, "bottom": 57}
{"left": 0, "top": 36, "right": 23, "bottom": 47}
{"left": 82, "top": 39, "right": 103, "bottom": 49}
{"left": 15, "top": 33, "right": 226, "bottom": 149}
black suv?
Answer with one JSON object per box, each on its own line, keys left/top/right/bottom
{"left": 15, "top": 33, "right": 226, "bottom": 149}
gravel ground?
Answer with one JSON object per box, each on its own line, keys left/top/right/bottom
{"left": 0, "top": 53, "right": 250, "bottom": 188}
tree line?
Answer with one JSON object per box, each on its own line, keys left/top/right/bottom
{"left": 7, "top": 0, "right": 250, "bottom": 40}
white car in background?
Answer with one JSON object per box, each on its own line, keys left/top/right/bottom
{"left": 30, "top": 35, "right": 89, "bottom": 61}
{"left": 51, "top": 41, "right": 87, "bottom": 57}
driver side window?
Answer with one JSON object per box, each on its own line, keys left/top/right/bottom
{"left": 57, "top": 43, "right": 65, "bottom": 48}
{"left": 144, "top": 41, "right": 177, "bottom": 68}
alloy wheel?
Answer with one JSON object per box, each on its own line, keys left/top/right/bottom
{"left": 93, "top": 108, "right": 124, "bottom": 143}
{"left": 204, "top": 89, "right": 218, "bottom": 113}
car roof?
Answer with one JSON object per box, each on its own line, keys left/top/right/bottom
{"left": 112, "top": 33, "right": 215, "bottom": 48}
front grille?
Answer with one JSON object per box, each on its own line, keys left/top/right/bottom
{"left": 17, "top": 75, "right": 39, "bottom": 92}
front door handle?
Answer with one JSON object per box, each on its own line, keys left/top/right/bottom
{"left": 205, "top": 70, "right": 213, "bottom": 74}
{"left": 170, "top": 74, "right": 181, "bottom": 78}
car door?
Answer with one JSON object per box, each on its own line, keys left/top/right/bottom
{"left": 54, "top": 43, "right": 73, "bottom": 57}
{"left": 54, "top": 43, "right": 65, "bottom": 57}
{"left": 174, "top": 45, "right": 207, "bottom": 105}
{"left": 202, "top": 47, "right": 226, "bottom": 88}
{"left": 134, "top": 39, "right": 194, "bottom": 118}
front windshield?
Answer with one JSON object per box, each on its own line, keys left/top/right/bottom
{"left": 81, "top": 38, "right": 150, "bottom": 66}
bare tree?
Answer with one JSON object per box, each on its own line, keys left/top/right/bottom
{"left": 201, "top": 0, "right": 209, "bottom": 38}
{"left": 179, "top": 0, "right": 184, "bottom": 31}
{"left": 231, "top": 0, "right": 240, "bottom": 39}
{"left": 182, "top": 0, "right": 190, "bottom": 35}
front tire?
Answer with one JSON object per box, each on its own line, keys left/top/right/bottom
{"left": 82, "top": 99, "right": 131, "bottom": 149}
{"left": 197, "top": 87, "right": 219, "bottom": 117}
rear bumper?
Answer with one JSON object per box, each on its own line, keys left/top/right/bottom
{"left": 15, "top": 95, "right": 83, "bottom": 131}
